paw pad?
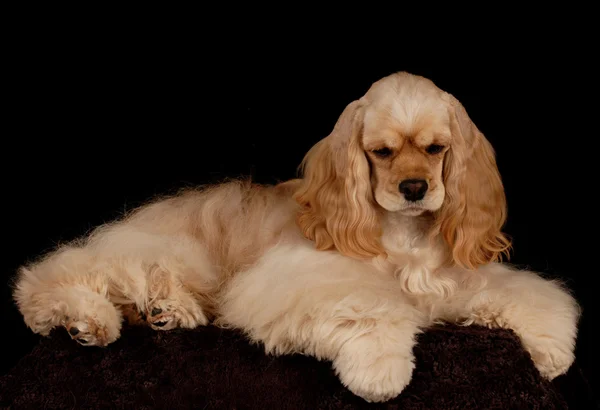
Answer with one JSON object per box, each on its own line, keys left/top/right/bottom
{"left": 146, "top": 302, "right": 178, "bottom": 330}
{"left": 65, "top": 319, "right": 110, "bottom": 347}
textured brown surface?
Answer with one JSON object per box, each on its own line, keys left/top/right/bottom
{"left": 0, "top": 323, "right": 577, "bottom": 409}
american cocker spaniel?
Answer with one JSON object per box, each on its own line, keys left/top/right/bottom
{"left": 13, "top": 71, "right": 580, "bottom": 403}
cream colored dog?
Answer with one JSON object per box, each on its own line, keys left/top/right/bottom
{"left": 13, "top": 72, "right": 580, "bottom": 403}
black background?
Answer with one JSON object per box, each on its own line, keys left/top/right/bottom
{"left": 2, "top": 19, "right": 598, "bottom": 401}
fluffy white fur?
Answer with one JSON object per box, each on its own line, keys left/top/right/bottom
{"left": 13, "top": 72, "right": 580, "bottom": 403}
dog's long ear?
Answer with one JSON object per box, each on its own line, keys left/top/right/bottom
{"left": 434, "top": 93, "right": 512, "bottom": 269}
{"left": 293, "top": 99, "right": 385, "bottom": 259}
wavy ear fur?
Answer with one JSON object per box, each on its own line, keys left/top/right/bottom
{"left": 293, "top": 100, "right": 385, "bottom": 259}
{"left": 434, "top": 93, "right": 512, "bottom": 269}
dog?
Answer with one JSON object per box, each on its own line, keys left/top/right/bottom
{"left": 12, "top": 71, "right": 580, "bottom": 403}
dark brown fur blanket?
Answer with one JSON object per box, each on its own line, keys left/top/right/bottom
{"left": 0, "top": 323, "right": 589, "bottom": 409}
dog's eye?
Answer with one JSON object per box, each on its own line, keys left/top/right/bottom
{"left": 425, "top": 144, "right": 445, "bottom": 155}
{"left": 372, "top": 147, "right": 393, "bottom": 158}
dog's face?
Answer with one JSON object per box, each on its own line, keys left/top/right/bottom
{"left": 294, "top": 72, "right": 511, "bottom": 270}
{"left": 361, "top": 79, "right": 451, "bottom": 215}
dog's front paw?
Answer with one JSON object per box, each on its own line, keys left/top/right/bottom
{"left": 146, "top": 300, "right": 179, "bottom": 331}
{"left": 64, "top": 316, "right": 120, "bottom": 347}
{"left": 333, "top": 342, "right": 414, "bottom": 403}
{"left": 522, "top": 336, "right": 575, "bottom": 380}
{"left": 146, "top": 298, "right": 207, "bottom": 331}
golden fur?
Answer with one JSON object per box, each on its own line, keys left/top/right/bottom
{"left": 13, "top": 72, "right": 580, "bottom": 403}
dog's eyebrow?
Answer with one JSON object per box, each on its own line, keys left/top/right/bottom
{"left": 363, "top": 130, "right": 405, "bottom": 150}
{"left": 435, "top": 133, "right": 452, "bottom": 143}
{"left": 412, "top": 133, "right": 451, "bottom": 148}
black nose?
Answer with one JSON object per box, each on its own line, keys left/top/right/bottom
{"left": 399, "top": 179, "right": 428, "bottom": 202}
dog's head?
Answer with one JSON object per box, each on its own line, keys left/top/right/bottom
{"left": 294, "top": 71, "right": 511, "bottom": 269}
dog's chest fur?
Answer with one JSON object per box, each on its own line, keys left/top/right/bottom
{"left": 372, "top": 213, "right": 454, "bottom": 297}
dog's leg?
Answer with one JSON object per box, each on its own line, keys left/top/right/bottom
{"left": 143, "top": 264, "right": 209, "bottom": 331}
{"left": 13, "top": 247, "right": 123, "bottom": 347}
{"left": 13, "top": 272, "right": 122, "bottom": 346}
{"left": 445, "top": 263, "right": 580, "bottom": 380}
{"left": 218, "top": 244, "right": 425, "bottom": 403}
